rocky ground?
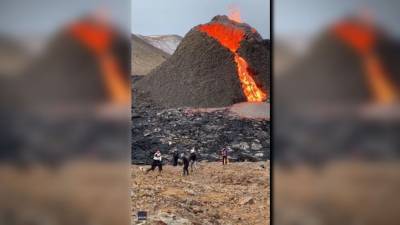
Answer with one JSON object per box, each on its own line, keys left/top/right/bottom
{"left": 275, "top": 108, "right": 400, "bottom": 166}
{"left": 131, "top": 161, "right": 270, "bottom": 225}
{"left": 0, "top": 109, "right": 129, "bottom": 167}
{"left": 0, "top": 162, "right": 130, "bottom": 225}
{"left": 131, "top": 83, "right": 270, "bottom": 164}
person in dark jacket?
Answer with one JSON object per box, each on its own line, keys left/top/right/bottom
{"left": 182, "top": 153, "right": 190, "bottom": 176}
{"left": 172, "top": 150, "right": 179, "bottom": 166}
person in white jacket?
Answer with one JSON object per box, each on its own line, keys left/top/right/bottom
{"left": 189, "top": 148, "right": 197, "bottom": 172}
{"left": 146, "top": 150, "right": 162, "bottom": 173}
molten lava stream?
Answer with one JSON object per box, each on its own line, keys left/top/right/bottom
{"left": 333, "top": 21, "right": 398, "bottom": 104}
{"left": 198, "top": 23, "right": 267, "bottom": 102}
{"left": 234, "top": 54, "right": 267, "bottom": 102}
{"left": 363, "top": 53, "right": 397, "bottom": 103}
{"left": 69, "top": 20, "right": 130, "bottom": 105}
{"left": 100, "top": 54, "right": 130, "bottom": 104}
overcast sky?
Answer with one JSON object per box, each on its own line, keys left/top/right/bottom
{"left": 1, "top": 0, "right": 399, "bottom": 39}
{"left": 276, "top": 0, "right": 400, "bottom": 37}
{"left": 0, "top": 0, "right": 129, "bottom": 36}
{"left": 131, "top": 0, "right": 270, "bottom": 38}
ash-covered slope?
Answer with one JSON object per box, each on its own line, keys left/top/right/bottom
{"left": 137, "top": 34, "right": 182, "bottom": 55}
{"left": 276, "top": 32, "right": 368, "bottom": 109}
{"left": 135, "top": 15, "right": 270, "bottom": 108}
{"left": 131, "top": 34, "right": 170, "bottom": 75}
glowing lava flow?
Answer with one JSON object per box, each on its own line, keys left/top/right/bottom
{"left": 333, "top": 21, "right": 397, "bottom": 104}
{"left": 69, "top": 19, "right": 130, "bottom": 104}
{"left": 198, "top": 23, "right": 267, "bottom": 102}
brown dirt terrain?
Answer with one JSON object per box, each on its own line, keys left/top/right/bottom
{"left": 131, "top": 162, "right": 270, "bottom": 225}
{"left": 275, "top": 161, "right": 400, "bottom": 225}
{"left": 0, "top": 162, "right": 130, "bottom": 225}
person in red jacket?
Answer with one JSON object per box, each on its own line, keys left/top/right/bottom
{"left": 221, "top": 147, "right": 228, "bottom": 165}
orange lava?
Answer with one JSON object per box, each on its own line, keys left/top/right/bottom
{"left": 363, "top": 54, "right": 398, "bottom": 104}
{"left": 234, "top": 55, "right": 267, "bottom": 102}
{"left": 198, "top": 23, "right": 244, "bottom": 52}
{"left": 69, "top": 19, "right": 130, "bottom": 104}
{"left": 333, "top": 21, "right": 397, "bottom": 104}
{"left": 333, "top": 21, "right": 376, "bottom": 55}
{"left": 198, "top": 23, "right": 267, "bottom": 102}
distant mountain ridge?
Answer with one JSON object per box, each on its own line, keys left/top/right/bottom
{"left": 137, "top": 34, "right": 182, "bottom": 55}
{"left": 131, "top": 34, "right": 171, "bottom": 75}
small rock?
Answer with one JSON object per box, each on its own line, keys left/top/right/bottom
{"left": 233, "top": 142, "right": 250, "bottom": 150}
{"left": 184, "top": 189, "right": 196, "bottom": 195}
{"left": 239, "top": 196, "right": 255, "bottom": 205}
{"left": 255, "top": 153, "right": 264, "bottom": 157}
{"left": 251, "top": 142, "right": 263, "bottom": 150}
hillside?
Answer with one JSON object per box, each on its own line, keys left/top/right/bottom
{"left": 131, "top": 34, "right": 170, "bottom": 75}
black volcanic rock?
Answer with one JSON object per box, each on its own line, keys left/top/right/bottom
{"left": 135, "top": 15, "right": 270, "bottom": 108}
{"left": 131, "top": 82, "right": 270, "bottom": 164}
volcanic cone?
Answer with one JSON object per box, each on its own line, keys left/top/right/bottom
{"left": 135, "top": 15, "right": 270, "bottom": 108}
{"left": 276, "top": 16, "right": 400, "bottom": 109}
{"left": 19, "top": 16, "right": 130, "bottom": 109}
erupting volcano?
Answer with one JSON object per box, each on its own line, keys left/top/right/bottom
{"left": 333, "top": 20, "right": 398, "bottom": 104}
{"left": 276, "top": 15, "right": 400, "bottom": 108}
{"left": 135, "top": 15, "right": 269, "bottom": 108}
{"left": 69, "top": 17, "right": 130, "bottom": 104}
{"left": 21, "top": 15, "right": 130, "bottom": 108}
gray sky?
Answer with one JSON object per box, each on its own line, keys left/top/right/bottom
{"left": 131, "top": 0, "right": 270, "bottom": 38}
{"left": 1, "top": 0, "right": 399, "bottom": 39}
{"left": 0, "top": 0, "right": 130, "bottom": 36}
{"left": 276, "top": 0, "right": 400, "bottom": 37}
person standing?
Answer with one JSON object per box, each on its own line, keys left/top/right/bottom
{"left": 146, "top": 150, "right": 162, "bottom": 173}
{"left": 182, "top": 153, "right": 190, "bottom": 176}
{"left": 189, "top": 148, "right": 197, "bottom": 172}
{"left": 221, "top": 147, "right": 228, "bottom": 165}
{"left": 172, "top": 150, "right": 179, "bottom": 166}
